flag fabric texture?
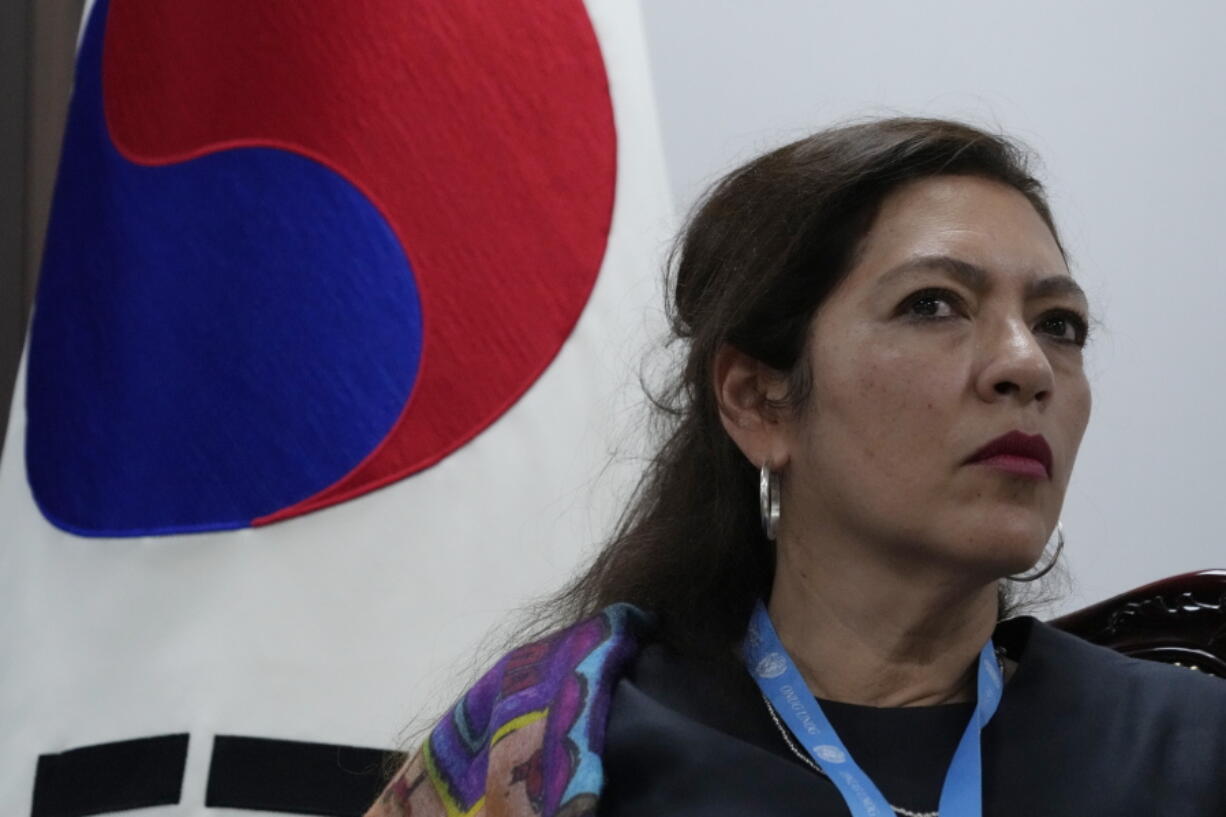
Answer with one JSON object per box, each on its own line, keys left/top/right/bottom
{"left": 0, "top": 1, "right": 673, "bottom": 814}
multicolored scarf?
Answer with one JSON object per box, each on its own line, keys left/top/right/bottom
{"left": 365, "top": 604, "right": 649, "bottom": 817}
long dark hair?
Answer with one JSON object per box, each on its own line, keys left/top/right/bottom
{"left": 537, "top": 116, "right": 1065, "bottom": 660}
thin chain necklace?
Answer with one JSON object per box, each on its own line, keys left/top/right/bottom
{"left": 757, "top": 649, "right": 1007, "bottom": 817}
{"left": 760, "top": 692, "right": 937, "bottom": 817}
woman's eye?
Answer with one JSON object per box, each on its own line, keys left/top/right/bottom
{"left": 1035, "top": 311, "right": 1090, "bottom": 347}
{"left": 902, "top": 288, "right": 961, "bottom": 319}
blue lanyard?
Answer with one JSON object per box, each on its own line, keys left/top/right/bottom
{"left": 744, "top": 601, "right": 1003, "bottom": 817}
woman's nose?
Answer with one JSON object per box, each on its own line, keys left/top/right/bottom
{"left": 975, "top": 317, "right": 1054, "bottom": 405}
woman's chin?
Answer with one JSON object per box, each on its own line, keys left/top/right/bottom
{"left": 928, "top": 523, "right": 1051, "bottom": 580}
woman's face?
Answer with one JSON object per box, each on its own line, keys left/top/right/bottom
{"left": 780, "top": 174, "right": 1092, "bottom": 578}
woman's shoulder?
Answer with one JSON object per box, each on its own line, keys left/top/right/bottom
{"left": 366, "top": 604, "right": 652, "bottom": 817}
{"left": 455, "top": 602, "right": 652, "bottom": 716}
{"left": 1030, "top": 615, "right": 1224, "bottom": 682}
{"left": 1008, "top": 615, "right": 1226, "bottom": 720}
{"left": 990, "top": 616, "right": 1226, "bottom": 811}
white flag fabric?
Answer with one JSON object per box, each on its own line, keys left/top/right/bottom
{"left": 0, "top": 0, "right": 673, "bottom": 814}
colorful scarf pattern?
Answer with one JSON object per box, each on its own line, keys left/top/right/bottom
{"left": 366, "top": 604, "right": 648, "bottom": 817}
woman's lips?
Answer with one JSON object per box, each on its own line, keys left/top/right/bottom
{"left": 965, "top": 430, "right": 1053, "bottom": 479}
{"left": 969, "top": 453, "right": 1049, "bottom": 479}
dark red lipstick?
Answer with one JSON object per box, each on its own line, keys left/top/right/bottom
{"left": 966, "top": 430, "right": 1052, "bottom": 479}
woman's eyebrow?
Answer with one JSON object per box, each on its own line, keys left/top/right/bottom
{"left": 877, "top": 254, "right": 1088, "bottom": 303}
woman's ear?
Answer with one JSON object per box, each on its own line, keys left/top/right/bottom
{"left": 713, "top": 343, "right": 792, "bottom": 470}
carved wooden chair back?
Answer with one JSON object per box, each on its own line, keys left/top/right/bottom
{"left": 1048, "top": 569, "right": 1226, "bottom": 679}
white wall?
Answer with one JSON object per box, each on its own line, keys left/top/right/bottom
{"left": 641, "top": 0, "right": 1226, "bottom": 614}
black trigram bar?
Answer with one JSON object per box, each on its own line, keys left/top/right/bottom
{"left": 33, "top": 733, "right": 189, "bottom": 817}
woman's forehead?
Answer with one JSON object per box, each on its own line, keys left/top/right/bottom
{"left": 848, "top": 175, "right": 1071, "bottom": 288}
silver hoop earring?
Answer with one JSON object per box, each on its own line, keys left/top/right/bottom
{"left": 759, "top": 461, "right": 780, "bottom": 541}
{"left": 1007, "top": 522, "right": 1064, "bottom": 583}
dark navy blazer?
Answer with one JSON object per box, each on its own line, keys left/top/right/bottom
{"left": 600, "top": 617, "right": 1226, "bottom": 816}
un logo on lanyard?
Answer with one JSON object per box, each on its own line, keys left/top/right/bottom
{"left": 755, "top": 653, "right": 788, "bottom": 679}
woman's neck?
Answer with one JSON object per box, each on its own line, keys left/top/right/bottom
{"left": 766, "top": 539, "right": 1000, "bottom": 707}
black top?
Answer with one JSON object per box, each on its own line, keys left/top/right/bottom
{"left": 599, "top": 617, "right": 1226, "bottom": 816}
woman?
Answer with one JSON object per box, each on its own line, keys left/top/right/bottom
{"left": 366, "top": 118, "right": 1226, "bottom": 817}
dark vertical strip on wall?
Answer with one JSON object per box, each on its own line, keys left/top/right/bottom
{"left": 0, "top": 0, "right": 83, "bottom": 459}
{"left": 0, "top": 0, "right": 31, "bottom": 459}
